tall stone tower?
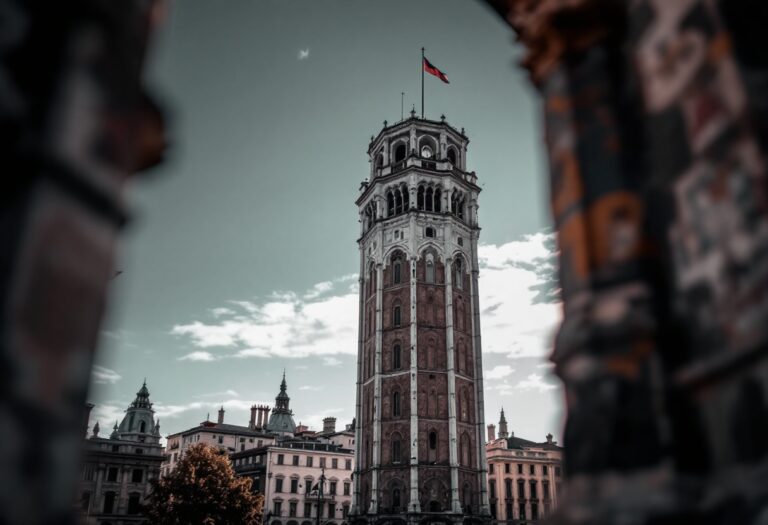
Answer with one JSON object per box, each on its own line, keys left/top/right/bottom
{"left": 352, "top": 113, "right": 490, "bottom": 524}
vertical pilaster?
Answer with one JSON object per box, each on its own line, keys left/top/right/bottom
{"left": 351, "top": 251, "right": 366, "bottom": 516}
{"left": 444, "top": 255, "right": 461, "bottom": 514}
{"left": 370, "top": 262, "right": 384, "bottom": 514}
{"left": 409, "top": 220, "right": 421, "bottom": 513}
{"left": 470, "top": 230, "right": 491, "bottom": 515}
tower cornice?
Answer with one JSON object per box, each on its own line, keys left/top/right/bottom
{"left": 367, "top": 116, "right": 468, "bottom": 156}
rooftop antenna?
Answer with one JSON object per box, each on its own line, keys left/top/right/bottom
{"left": 401, "top": 92, "right": 404, "bottom": 121}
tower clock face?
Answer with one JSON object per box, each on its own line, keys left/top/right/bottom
{"left": 421, "top": 146, "right": 433, "bottom": 158}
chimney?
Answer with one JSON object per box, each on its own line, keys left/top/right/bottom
{"left": 487, "top": 424, "right": 496, "bottom": 442}
{"left": 323, "top": 417, "right": 337, "bottom": 434}
{"left": 249, "top": 405, "right": 257, "bottom": 430}
{"left": 263, "top": 407, "right": 271, "bottom": 426}
{"left": 546, "top": 433, "right": 554, "bottom": 444}
{"left": 217, "top": 406, "right": 225, "bottom": 424}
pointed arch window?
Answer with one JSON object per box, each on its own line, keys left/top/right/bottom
{"left": 393, "top": 261, "right": 401, "bottom": 284}
{"left": 391, "top": 436, "right": 402, "bottom": 463}
{"left": 428, "top": 431, "right": 438, "bottom": 462}
{"left": 392, "top": 487, "right": 402, "bottom": 511}
{"left": 392, "top": 391, "right": 401, "bottom": 418}
{"left": 139, "top": 421, "right": 146, "bottom": 433}
{"left": 426, "top": 258, "right": 435, "bottom": 284}
{"left": 434, "top": 188, "right": 442, "bottom": 212}
{"left": 393, "top": 304, "right": 401, "bottom": 327}
{"left": 454, "top": 259, "right": 464, "bottom": 290}
{"left": 393, "top": 343, "right": 401, "bottom": 370}
{"left": 447, "top": 147, "right": 457, "bottom": 165}
{"left": 417, "top": 186, "right": 425, "bottom": 210}
{"left": 394, "top": 143, "right": 406, "bottom": 163}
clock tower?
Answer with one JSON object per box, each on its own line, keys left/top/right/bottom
{"left": 352, "top": 113, "right": 490, "bottom": 524}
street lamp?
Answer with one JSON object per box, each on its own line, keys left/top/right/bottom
{"left": 315, "top": 467, "right": 326, "bottom": 525}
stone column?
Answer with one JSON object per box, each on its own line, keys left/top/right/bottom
{"left": 351, "top": 250, "right": 366, "bottom": 516}
{"left": 470, "top": 231, "right": 491, "bottom": 515}
{"left": 370, "top": 262, "right": 384, "bottom": 514}
{"left": 444, "top": 256, "right": 461, "bottom": 513}
{"left": 408, "top": 249, "right": 420, "bottom": 513}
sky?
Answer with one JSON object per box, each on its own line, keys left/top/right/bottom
{"left": 89, "top": 0, "right": 564, "bottom": 445}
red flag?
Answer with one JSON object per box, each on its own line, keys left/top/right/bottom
{"left": 423, "top": 57, "right": 449, "bottom": 84}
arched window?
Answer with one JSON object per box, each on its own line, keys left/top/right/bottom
{"left": 447, "top": 147, "right": 457, "bottom": 165}
{"left": 428, "top": 431, "right": 438, "bottom": 462}
{"left": 417, "top": 185, "right": 425, "bottom": 210}
{"left": 392, "top": 391, "right": 401, "bottom": 417}
{"left": 393, "top": 260, "right": 401, "bottom": 284}
{"left": 426, "top": 258, "right": 435, "bottom": 284}
{"left": 392, "top": 487, "right": 402, "bottom": 511}
{"left": 461, "top": 387, "right": 469, "bottom": 422}
{"left": 425, "top": 187, "right": 434, "bottom": 212}
{"left": 393, "top": 344, "right": 401, "bottom": 370}
{"left": 387, "top": 192, "right": 395, "bottom": 216}
{"left": 139, "top": 421, "right": 146, "bottom": 433}
{"left": 391, "top": 436, "right": 402, "bottom": 463}
{"left": 376, "top": 152, "right": 384, "bottom": 168}
{"left": 364, "top": 202, "right": 375, "bottom": 231}
{"left": 393, "top": 304, "right": 401, "bottom": 327}
{"left": 394, "top": 143, "right": 406, "bottom": 163}
{"left": 454, "top": 259, "right": 463, "bottom": 289}
{"left": 395, "top": 188, "right": 403, "bottom": 214}
{"left": 434, "top": 188, "right": 442, "bottom": 212}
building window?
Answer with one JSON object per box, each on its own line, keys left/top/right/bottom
{"left": 543, "top": 465, "right": 548, "bottom": 476}
{"left": 330, "top": 481, "right": 337, "bottom": 495}
{"left": 517, "top": 480, "right": 525, "bottom": 499}
{"left": 543, "top": 481, "right": 550, "bottom": 501}
{"left": 426, "top": 258, "right": 435, "bottom": 283}
{"left": 531, "top": 503, "right": 539, "bottom": 520}
{"left": 530, "top": 464, "right": 535, "bottom": 475}
{"left": 103, "top": 492, "right": 116, "bottom": 514}
{"left": 428, "top": 431, "right": 437, "bottom": 462}
{"left": 127, "top": 492, "right": 141, "bottom": 515}
{"left": 106, "top": 467, "right": 119, "bottom": 483}
{"left": 328, "top": 502, "right": 335, "bottom": 518}
{"left": 290, "top": 479, "right": 298, "bottom": 493}
{"left": 275, "top": 478, "right": 283, "bottom": 493}
{"left": 304, "top": 502, "right": 312, "bottom": 517}
{"left": 332, "top": 458, "right": 338, "bottom": 469}
{"left": 292, "top": 455, "right": 299, "bottom": 466}
{"left": 453, "top": 258, "right": 463, "bottom": 289}
{"left": 517, "top": 463, "right": 523, "bottom": 474}
{"left": 530, "top": 480, "right": 538, "bottom": 500}
{"left": 425, "top": 227, "right": 435, "bottom": 238}
{"left": 555, "top": 466, "right": 562, "bottom": 477}
{"left": 504, "top": 463, "right": 510, "bottom": 474}
{"left": 83, "top": 464, "right": 95, "bottom": 481}
{"left": 394, "top": 143, "right": 406, "bottom": 163}
{"left": 346, "top": 459, "right": 352, "bottom": 470}
{"left": 392, "top": 391, "right": 401, "bottom": 417}
{"left": 80, "top": 492, "right": 91, "bottom": 512}
{"left": 392, "top": 437, "right": 402, "bottom": 464}
{"left": 519, "top": 503, "right": 526, "bottom": 521}
{"left": 277, "top": 454, "right": 284, "bottom": 465}
{"left": 393, "top": 260, "right": 401, "bottom": 284}
{"left": 344, "top": 482, "right": 351, "bottom": 495}
{"left": 273, "top": 501, "right": 282, "bottom": 516}
{"left": 131, "top": 469, "right": 143, "bottom": 483}
{"left": 343, "top": 505, "right": 350, "bottom": 518}
{"left": 393, "top": 488, "right": 402, "bottom": 511}
{"left": 320, "top": 457, "right": 326, "bottom": 468}
{"left": 289, "top": 502, "right": 297, "bottom": 517}
{"left": 307, "top": 456, "right": 313, "bottom": 467}
{"left": 217, "top": 435, "right": 223, "bottom": 444}
{"left": 393, "top": 343, "right": 401, "bottom": 370}
{"left": 393, "top": 305, "right": 401, "bottom": 327}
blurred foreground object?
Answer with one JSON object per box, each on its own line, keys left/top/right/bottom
{"left": 0, "top": 0, "right": 165, "bottom": 523}
{"left": 485, "top": 0, "right": 768, "bottom": 523}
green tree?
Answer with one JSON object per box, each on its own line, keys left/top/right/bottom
{"left": 146, "top": 443, "right": 263, "bottom": 525}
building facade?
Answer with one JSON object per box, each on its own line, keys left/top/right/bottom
{"left": 78, "top": 382, "right": 164, "bottom": 524}
{"left": 233, "top": 438, "right": 355, "bottom": 525}
{"left": 352, "top": 114, "right": 490, "bottom": 524}
{"left": 485, "top": 412, "right": 563, "bottom": 524}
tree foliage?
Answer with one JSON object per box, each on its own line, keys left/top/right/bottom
{"left": 146, "top": 443, "right": 263, "bottom": 525}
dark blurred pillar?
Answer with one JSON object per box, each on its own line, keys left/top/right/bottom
{"left": 484, "top": 0, "right": 768, "bottom": 522}
{"left": 0, "top": 1, "right": 165, "bottom": 523}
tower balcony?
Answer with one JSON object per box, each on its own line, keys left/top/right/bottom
{"left": 364, "top": 157, "right": 478, "bottom": 190}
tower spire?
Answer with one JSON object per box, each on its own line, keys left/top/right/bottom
{"left": 498, "top": 407, "right": 509, "bottom": 439}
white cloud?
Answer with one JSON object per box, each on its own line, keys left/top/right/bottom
{"left": 516, "top": 373, "right": 558, "bottom": 393}
{"left": 298, "top": 48, "right": 309, "bottom": 60}
{"left": 299, "top": 385, "right": 324, "bottom": 391}
{"left": 170, "top": 232, "right": 561, "bottom": 364}
{"left": 179, "top": 351, "right": 217, "bottom": 362}
{"left": 92, "top": 365, "right": 122, "bottom": 384}
{"left": 211, "top": 307, "right": 235, "bottom": 318}
{"left": 485, "top": 365, "right": 515, "bottom": 380}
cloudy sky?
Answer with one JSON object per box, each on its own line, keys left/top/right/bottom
{"left": 89, "top": 0, "right": 564, "bottom": 445}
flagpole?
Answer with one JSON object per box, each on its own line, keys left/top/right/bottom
{"left": 421, "top": 47, "right": 425, "bottom": 119}
{"left": 401, "top": 92, "right": 404, "bottom": 121}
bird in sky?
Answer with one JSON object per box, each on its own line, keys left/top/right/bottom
{"left": 298, "top": 48, "right": 309, "bottom": 60}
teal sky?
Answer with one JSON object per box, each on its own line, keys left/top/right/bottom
{"left": 90, "top": 0, "right": 563, "bottom": 445}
